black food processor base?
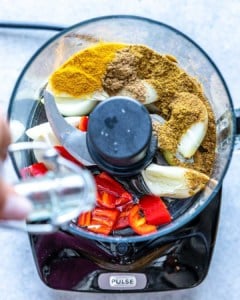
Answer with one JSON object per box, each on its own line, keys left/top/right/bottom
{"left": 29, "top": 189, "right": 221, "bottom": 293}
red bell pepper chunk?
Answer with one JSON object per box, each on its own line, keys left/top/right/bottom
{"left": 115, "top": 193, "right": 132, "bottom": 206}
{"left": 78, "top": 116, "right": 89, "bottom": 132}
{"left": 114, "top": 203, "right": 133, "bottom": 230}
{"left": 77, "top": 208, "right": 120, "bottom": 235}
{"left": 139, "top": 195, "right": 172, "bottom": 226}
{"left": 54, "top": 145, "right": 84, "bottom": 167}
{"left": 92, "top": 208, "right": 119, "bottom": 227}
{"left": 95, "top": 172, "right": 132, "bottom": 205}
{"left": 85, "top": 207, "right": 119, "bottom": 235}
{"left": 77, "top": 211, "right": 92, "bottom": 227}
{"left": 97, "top": 191, "right": 117, "bottom": 209}
{"left": 87, "top": 222, "right": 112, "bottom": 235}
{"left": 20, "top": 162, "right": 48, "bottom": 178}
{"left": 128, "top": 204, "right": 157, "bottom": 235}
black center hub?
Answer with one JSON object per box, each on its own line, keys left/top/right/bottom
{"left": 86, "top": 96, "right": 157, "bottom": 176}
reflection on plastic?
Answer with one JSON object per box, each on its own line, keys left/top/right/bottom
{"left": 6, "top": 142, "right": 96, "bottom": 233}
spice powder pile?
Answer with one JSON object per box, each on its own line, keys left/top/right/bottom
{"left": 49, "top": 42, "right": 216, "bottom": 176}
{"left": 49, "top": 42, "right": 126, "bottom": 98}
{"left": 103, "top": 44, "right": 216, "bottom": 176}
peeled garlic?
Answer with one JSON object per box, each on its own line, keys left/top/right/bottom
{"left": 142, "top": 163, "right": 209, "bottom": 198}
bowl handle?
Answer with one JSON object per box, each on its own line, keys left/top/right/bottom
{"left": 235, "top": 108, "right": 240, "bottom": 149}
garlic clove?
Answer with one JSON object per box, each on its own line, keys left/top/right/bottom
{"left": 178, "top": 113, "right": 208, "bottom": 158}
{"left": 142, "top": 163, "right": 209, "bottom": 198}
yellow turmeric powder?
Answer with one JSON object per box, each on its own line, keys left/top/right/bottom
{"left": 48, "top": 42, "right": 127, "bottom": 98}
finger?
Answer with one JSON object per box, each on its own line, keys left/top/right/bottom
{"left": 0, "top": 111, "right": 11, "bottom": 161}
{"left": 0, "top": 180, "right": 32, "bottom": 220}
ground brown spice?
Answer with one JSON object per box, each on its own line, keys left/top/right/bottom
{"left": 129, "top": 45, "right": 204, "bottom": 119}
{"left": 103, "top": 44, "right": 216, "bottom": 176}
{"left": 117, "top": 79, "right": 147, "bottom": 102}
{"left": 153, "top": 92, "right": 208, "bottom": 154}
{"left": 153, "top": 112, "right": 216, "bottom": 176}
{"left": 185, "top": 169, "right": 210, "bottom": 196}
{"left": 102, "top": 47, "right": 138, "bottom": 94}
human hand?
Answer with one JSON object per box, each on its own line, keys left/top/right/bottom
{"left": 0, "top": 111, "right": 32, "bottom": 220}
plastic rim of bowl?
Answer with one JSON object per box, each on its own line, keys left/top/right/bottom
{"left": 7, "top": 15, "right": 235, "bottom": 243}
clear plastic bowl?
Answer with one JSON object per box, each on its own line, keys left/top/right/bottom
{"left": 8, "top": 15, "right": 235, "bottom": 242}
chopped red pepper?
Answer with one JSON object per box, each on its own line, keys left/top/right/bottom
{"left": 114, "top": 203, "right": 133, "bottom": 230}
{"left": 20, "top": 162, "right": 48, "bottom": 178}
{"left": 87, "top": 222, "right": 112, "bottom": 235}
{"left": 115, "top": 193, "right": 132, "bottom": 206}
{"left": 95, "top": 172, "right": 132, "bottom": 206}
{"left": 78, "top": 116, "right": 89, "bottom": 132}
{"left": 77, "top": 211, "right": 92, "bottom": 227}
{"left": 92, "top": 208, "right": 119, "bottom": 227}
{"left": 76, "top": 172, "right": 171, "bottom": 236}
{"left": 85, "top": 207, "right": 119, "bottom": 235}
{"left": 128, "top": 204, "right": 157, "bottom": 235}
{"left": 139, "top": 195, "right": 172, "bottom": 226}
{"left": 97, "top": 191, "right": 117, "bottom": 209}
{"left": 54, "top": 145, "right": 83, "bottom": 167}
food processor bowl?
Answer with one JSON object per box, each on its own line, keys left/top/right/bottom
{"left": 8, "top": 15, "right": 235, "bottom": 243}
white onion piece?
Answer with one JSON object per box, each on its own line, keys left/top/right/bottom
{"left": 26, "top": 117, "right": 81, "bottom": 163}
{"left": 142, "top": 163, "right": 209, "bottom": 198}
{"left": 54, "top": 97, "right": 97, "bottom": 116}
{"left": 26, "top": 116, "right": 81, "bottom": 145}
{"left": 46, "top": 85, "right": 109, "bottom": 116}
{"left": 178, "top": 118, "right": 208, "bottom": 158}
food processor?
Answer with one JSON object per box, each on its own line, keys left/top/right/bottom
{"left": 7, "top": 15, "right": 238, "bottom": 292}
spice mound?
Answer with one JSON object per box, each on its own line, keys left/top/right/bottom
{"left": 47, "top": 41, "right": 216, "bottom": 176}
{"left": 102, "top": 44, "right": 216, "bottom": 175}
{"left": 47, "top": 42, "right": 216, "bottom": 176}
{"left": 48, "top": 42, "right": 126, "bottom": 98}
